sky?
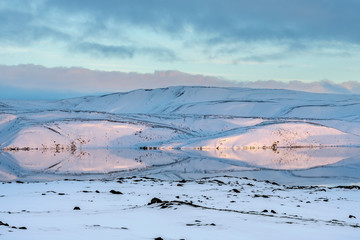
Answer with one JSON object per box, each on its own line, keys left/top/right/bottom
{"left": 1, "top": 0, "right": 360, "bottom": 99}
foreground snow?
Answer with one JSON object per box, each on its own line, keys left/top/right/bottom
{"left": 0, "top": 176, "right": 359, "bottom": 240}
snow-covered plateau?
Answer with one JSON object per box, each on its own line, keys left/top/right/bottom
{"left": 1, "top": 86, "right": 360, "bottom": 239}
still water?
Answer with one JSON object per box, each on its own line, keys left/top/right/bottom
{"left": 1, "top": 147, "right": 360, "bottom": 185}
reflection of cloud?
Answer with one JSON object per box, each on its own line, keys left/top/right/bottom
{"left": 0, "top": 64, "right": 360, "bottom": 100}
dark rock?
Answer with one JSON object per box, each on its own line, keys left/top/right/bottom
{"left": 331, "top": 185, "right": 360, "bottom": 190}
{"left": 95, "top": 190, "right": 100, "bottom": 193}
{"left": 179, "top": 179, "right": 187, "bottom": 183}
{"left": 254, "top": 194, "right": 269, "bottom": 198}
{"left": 58, "top": 193, "right": 65, "bottom": 195}
{"left": 232, "top": 189, "right": 240, "bottom": 193}
{"left": 262, "top": 209, "right": 268, "bottom": 213}
{"left": 213, "top": 179, "right": 225, "bottom": 185}
{"left": 73, "top": 206, "right": 81, "bottom": 210}
{"left": 148, "top": 197, "right": 162, "bottom": 205}
{"left": 109, "top": 190, "right": 123, "bottom": 195}
{"left": 154, "top": 237, "right": 163, "bottom": 240}
{"left": 19, "top": 227, "right": 27, "bottom": 230}
{"left": 177, "top": 184, "right": 183, "bottom": 187}
{"left": 285, "top": 185, "right": 314, "bottom": 190}
{"left": 271, "top": 210, "right": 277, "bottom": 214}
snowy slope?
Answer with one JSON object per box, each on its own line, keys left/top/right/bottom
{"left": 67, "top": 86, "right": 360, "bottom": 118}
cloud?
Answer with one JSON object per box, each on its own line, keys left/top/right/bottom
{"left": 141, "top": 47, "right": 179, "bottom": 62}
{"left": 42, "top": 0, "right": 360, "bottom": 45}
{"left": 71, "top": 42, "right": 178, "bottom": 61}
{"left": 0, "top": 64, "right": 359, "bottom": 100}
{"left": 0, "top": 3, "right": 179, "bottom": 62}
{"left": 1, "top": 0, "right": 360, "bottom": 62}
{"left": 242, "top": 80, "right": 357, "bottom": 95}
{"left": 71, "top": 42, "right": 135, "bottom": 59}
{"left": 0, "top": 64, "right": 234, "bottom": 94}
{"left": 0, "top": 9, "right": 69, "bottom": 45}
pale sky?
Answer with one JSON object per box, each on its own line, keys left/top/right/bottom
{"left": 1, "top": 0, "right": 360, "bottom": 99}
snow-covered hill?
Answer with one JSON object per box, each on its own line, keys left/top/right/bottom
{"left": 1, "top": 86, "right": 360, "bottom": 181}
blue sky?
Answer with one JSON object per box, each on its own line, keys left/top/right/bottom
{"left": 1, "top": 0, "right": 360, "bottom": 99}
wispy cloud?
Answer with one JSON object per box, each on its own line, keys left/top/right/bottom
{"left": 70, "top": 42, "right": 178, "bottom": 61}
{"left": 71, "top": 42, "right": 136, "bottom": 59}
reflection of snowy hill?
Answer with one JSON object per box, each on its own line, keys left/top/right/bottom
{"left": 1, "top": 86, "right": 360, "bottom": 181}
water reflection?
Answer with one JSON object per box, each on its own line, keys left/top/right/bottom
{"left": 1, "top": 147, "right": 360, "bottom": 184}
{"left": 2, "top": 149, "right": 183, "bottom": 174}
{"left": 186, "top": 147, "right": 360, "bottom": 170}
